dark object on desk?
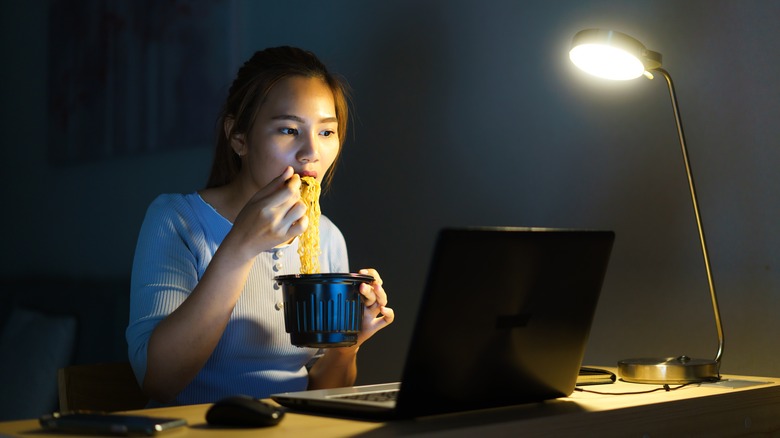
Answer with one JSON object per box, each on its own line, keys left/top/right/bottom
{"left": 39, "top": 411, "right": 187, "bottom": 436}
{"left": 58, "top": 362, "right": 148, "bottom": 412}
{"left": 206, "top": 395, "right": 284, "bottom": 428}
{"left": 577, "top": 367, "right": 617, "bottom": 386}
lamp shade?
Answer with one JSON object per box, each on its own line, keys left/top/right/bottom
{"left": 569, "top": 29, "right": 661, "bottom": 80}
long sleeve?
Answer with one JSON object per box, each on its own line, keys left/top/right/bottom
{"left": 125, "top": 193, "right": 349, "bottom": 405}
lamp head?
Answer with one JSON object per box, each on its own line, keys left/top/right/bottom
{"left": 569, "top": 29, "right": 662, "bottom": 80}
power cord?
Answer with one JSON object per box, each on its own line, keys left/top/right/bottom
{"left": 574, "top": 381, "right": 700, "bottom": 395}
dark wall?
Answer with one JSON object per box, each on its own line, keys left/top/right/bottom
{"left": 2, "top": 0, "right": 779, "bottom": 386}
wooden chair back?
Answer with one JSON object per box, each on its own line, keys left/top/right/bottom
{"left": 58, "top": 362, "right": 148, "bottom": 412}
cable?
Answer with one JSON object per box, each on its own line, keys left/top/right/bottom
{"left": 574, "top": 382, "right": 700, "bottom": 396}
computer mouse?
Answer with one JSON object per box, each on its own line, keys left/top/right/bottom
{"left": 206, "top": 395, "right": 285, "bottom": 427}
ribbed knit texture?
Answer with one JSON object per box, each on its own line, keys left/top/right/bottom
{"left": 126, "top": 193, "right": 348, "bottom": 406}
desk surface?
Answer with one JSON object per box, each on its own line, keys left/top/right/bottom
{"left": 2, "top": 371, "right": 780, "bottom": 437}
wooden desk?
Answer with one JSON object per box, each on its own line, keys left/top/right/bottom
{"left": 2, "top": 372, "right": 780, "bottom": 437}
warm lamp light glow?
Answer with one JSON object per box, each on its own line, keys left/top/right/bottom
{"left": 569, "top": 44, "right": 645, "bottom": 80}
{"left": 569, "top": 29, "right": 661, "bottom": 81}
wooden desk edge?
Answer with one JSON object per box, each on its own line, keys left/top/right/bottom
{"left": 1, "top": 372, "right": 779, "bottom": 437}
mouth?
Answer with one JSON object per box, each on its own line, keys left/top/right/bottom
{"left": 298, "top": 170, "right": 318, "bottom": 179}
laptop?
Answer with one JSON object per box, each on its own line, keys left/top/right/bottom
{"left": 271, "top": 227, "right": 615, "bottom": 420}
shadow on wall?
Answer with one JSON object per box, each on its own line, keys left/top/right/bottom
{"left": 0, "top": 276, "right": 130, "bottom": 421}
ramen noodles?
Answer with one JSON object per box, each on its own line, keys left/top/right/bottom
{"left": 298, "top": 176, "right": 321, "bottom": 274}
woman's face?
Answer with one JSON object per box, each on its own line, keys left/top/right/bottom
{"left": 234, "top": 75, "right": 340, "bottom": 190}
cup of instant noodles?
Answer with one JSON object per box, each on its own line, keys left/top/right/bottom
{"left": 275, "top": 273, "right": 372, "bottom": 348}
{"left": 275, "top": 175, "right": 370, "bottom": 348}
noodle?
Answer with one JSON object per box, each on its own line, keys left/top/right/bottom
{"left": 298, "top": 176, "right": 321, "bottom": 274}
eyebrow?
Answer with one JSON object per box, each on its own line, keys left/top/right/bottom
{"left": 271, "top": 115, "right": 338, "bottom": 124}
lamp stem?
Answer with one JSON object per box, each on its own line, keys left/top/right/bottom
{"left": 655, "top": 68, "right": 724, "bottom": 364}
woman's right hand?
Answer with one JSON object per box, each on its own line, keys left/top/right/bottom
{"left": 144, "top": 166, "right": 309, "bottom": 403}
{"left": 226, "top": 166, "right": 309, "bottom": 260}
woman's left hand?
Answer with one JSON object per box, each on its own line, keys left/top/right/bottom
{"left": 307, "top": 268, "right": 394, "bottom": 389}
{"left": 355, "top": 268, "right": 394, "bottom": 346}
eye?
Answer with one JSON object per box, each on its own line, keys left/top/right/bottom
{"left": 280, "top": 127, "right": 299, "bottom": 135}
{"left": 321, "top": 130, "right": 337, "bottom": 137}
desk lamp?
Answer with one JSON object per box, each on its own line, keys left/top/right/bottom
{"left": 568, "top": 28, "right": 723, "bottom": 384}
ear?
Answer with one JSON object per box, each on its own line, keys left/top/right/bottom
{"left": 224, "top": 117, "right": 247, "bottom": 156}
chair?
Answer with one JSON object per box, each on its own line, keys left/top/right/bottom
{"left": 58, "top": 362, "right": 149, "bottom": 412}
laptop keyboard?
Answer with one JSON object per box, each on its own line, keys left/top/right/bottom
{"left": 330, "top": 390, "right": 399, "bottom": 402}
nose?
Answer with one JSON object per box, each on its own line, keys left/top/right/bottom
{"left": 296, "top": 131, "right": 320, "bottom": 163}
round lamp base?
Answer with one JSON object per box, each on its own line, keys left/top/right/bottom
{"left": 618, "top": 356, "right": 720, "bottom": 384}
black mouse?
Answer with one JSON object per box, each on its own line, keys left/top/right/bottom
{"left": 206, "top": 395, "right": 285, "bottom": 427}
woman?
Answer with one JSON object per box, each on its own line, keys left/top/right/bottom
{"left": 126, "top": 46, "right": 394, "bottom": 405}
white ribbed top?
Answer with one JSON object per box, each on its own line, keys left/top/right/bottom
{"left": 126, "top": 193, "right": 348, "bottom": 405}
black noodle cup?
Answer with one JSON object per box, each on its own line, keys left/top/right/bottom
{"left": 274, "top": 273, "right": 373, "bottom": 348}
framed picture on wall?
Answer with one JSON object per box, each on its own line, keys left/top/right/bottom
{"left": 47, "top": 0, "right": 237, "bottom": 164}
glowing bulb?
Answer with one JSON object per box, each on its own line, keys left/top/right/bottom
{"left": 569, "top": 43, "right": 645, "bottom": 80}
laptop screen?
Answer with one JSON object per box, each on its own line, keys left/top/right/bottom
{"left": 395, "top": 227, "right": 614, "bottom": 417}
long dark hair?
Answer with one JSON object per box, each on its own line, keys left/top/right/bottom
{"left": 206, "top": 46, "right": 351, "bottom": 189}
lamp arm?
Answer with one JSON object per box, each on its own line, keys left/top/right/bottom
{"left": 655, "top": 68, "right": 724, "bottom": 364}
